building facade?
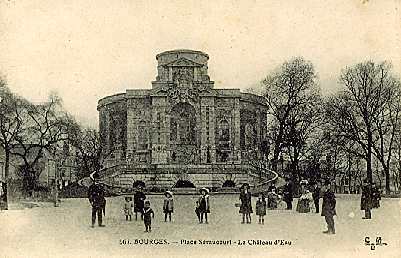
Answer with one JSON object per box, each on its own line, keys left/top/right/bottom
{"left": 98, "top": 50, "right": 269, "bottom": 189}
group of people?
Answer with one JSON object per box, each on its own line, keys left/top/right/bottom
{"left": 238, "top": 180, "right": 337, "bottom": 234}
{"left": 88, "top": 173, "right": 211, "bottom": 232}
{"left": 295, "top": 180, "right": 322, "bottom": 214}
{"left": 89, "top": 173, "right": 386, "bottom": 235}
{"left": 361, "top": 179, "right": 381, "bottom": 220}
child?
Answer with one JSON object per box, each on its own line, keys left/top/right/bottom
{"left": 268, "top": 189, "right": 279, "bottom": 209}
{"left": 198, "top": 188, "right": 210, "bottom": 224}
{"left": 256, "top": 194, "right": 267, "bottom": 224}
{"left": 195, "top": 200, "right": 201, "bottom": 222}
{"left": 123, "top": 196, "right": 134, "bottom": 221}
{"left": 163, "top": 191, "right": 174, "bottom": 222}
{"left": 142, "top": 200, "right": 154, "bottom": 232}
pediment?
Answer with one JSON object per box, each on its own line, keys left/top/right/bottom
{"left": 164, "top": 57, "right": 203, "bottom": 67}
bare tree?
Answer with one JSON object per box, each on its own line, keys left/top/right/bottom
{"left": 69, "top": 126, "right": 114, "bottom": 179}
{"left": 0, "top": 77, "right": 25, "bottom": 209}
{"left": 371, "top": 75, "right": 401, "bottom": 193}
{"left": 9, "top": 93, "right": 72, "bottom": 196}
{"left": 325, "top": 61, "right": 400, "bottom": 189}
{"left": 261, "top": 57, "right": 321, "bottom": 182}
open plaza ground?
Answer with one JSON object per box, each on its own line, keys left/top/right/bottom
{"left": 1, "top": 194, "right": 400, "bottom": 258}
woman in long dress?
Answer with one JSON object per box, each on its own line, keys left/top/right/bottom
{"left": 239, "top": 183, "right": 253, "bottom": 224}
{"left": 133, "top": 186, "right": 146, "bottom": 220}
{"left": 296, "top": 181, "right": 313, "bottom": 213}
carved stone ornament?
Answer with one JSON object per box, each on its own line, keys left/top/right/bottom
{"left": 168, "top": 86, "right": 199, "bottom": 104}
{"left": 196, "top": 83, "right": 212, "bottom": 93}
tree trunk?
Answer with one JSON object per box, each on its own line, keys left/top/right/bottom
{"left": 1, "top": 150, "right": 10, "bottom": 210}
{"left": 348, "top": 154, "right": 352, "bottom": 194}
{"left": 384, "top": 166, "right": 390, "bottom": 195}
{"left": 271, "top": 124, "right": 284, "bottom": 173}
{"left": 366, "top": 130, "right": 373, "bottom": 184}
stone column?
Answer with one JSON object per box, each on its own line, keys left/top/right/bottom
{"left": 104, "top": 107, "right": 111, "bottom": 158}
{"left": 233, "top": 98, "right": 241, "bottom": 164}
{"left": 151, "top": 97, "right": 168, "bottom": 164}
{"left": 194, "top": 102, "right": 201, "bottom": 164}
{"left": 126, "top": 99, "right": 136, "bottom": 165}
{"left": 200, "top": 97, "right": 207, "bottom": 163}
{"left": 165, "top": 104, "right": 171, "bottom": 163}
{"left": 210, "top": 101, "right": 216, "bottom": 163}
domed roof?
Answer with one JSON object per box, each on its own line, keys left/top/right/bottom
{"left": 156, "top": 49, "right": 209, "bottom": 60}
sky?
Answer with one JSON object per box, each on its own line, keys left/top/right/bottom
{"left": 0, "top": 0, "right": 400, "bottom": 128}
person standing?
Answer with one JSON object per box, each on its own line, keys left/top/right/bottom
{"left": 267, "top": 182, "right": 278, "bottom": 209}
{"left": 255, "top": 193, "right": 267, "bottom": 224}
{"left": 267, "top": 181, "right": 277, "bottom": 193}
{"left": 123, "top": 196, "right": 134, "bottom": 221}
{"left": 361, "top": 179, "right": 372, "bottom": 219}
{"left": 163, "top": 191, "right": 174, "bottom": 222}
{"left": 142, "top": 200, "right": 155, "bottom": 232}
{"left": 312, "top": 182, "right": 321, "bottom": 213}
{"left": 88, "top": 173, "right": 106, "bottom": 227}
{"left": 198, "top": 188, "right": 210, "bottom": 224}
{"left": 296, "top": 183, "right": 313, "bottom": 213}
{"left": 321, "top": 180, "right": 336, "bottom": 234}
{"left": 296, "top": 180, "right": 311, "bottom": 213}
{"left": 239, "top": 183, "right": 252, "bottom": 224}
{"left": 134, "top": 185, "right": 146, "bottom": 220}
{"left": 371, "top": 183, "right": 381, "bottom": 209}
{"left": 283, "top": 179, "right": 293, "bottom": 210}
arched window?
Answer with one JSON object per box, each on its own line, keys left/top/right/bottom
{"left": 170, "top": 120, "right": 177, "bottom": 141}
{"left": 219, "top": 119, "right": 230, "bottom": 142}
{"left": 170, "top": 103, "right": 196, "bottom": 145}
{"left": 245, "top": 123, "right": 255, "bottom": 148}
{"left": 137, "top": 120, "right": 148, "bottom": 150}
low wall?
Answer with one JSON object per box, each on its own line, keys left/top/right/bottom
{"left": 110, "top": 165, "right": 256, "bottom": 189}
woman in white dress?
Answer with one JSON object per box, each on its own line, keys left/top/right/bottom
{"left": 296, "top": 180, "right": 313, "bottom": 213}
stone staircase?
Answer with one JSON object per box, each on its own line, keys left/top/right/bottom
{"left": 246, "top": 160, "right": 281, "bottom": 196}
{"left": 86, "top": 160, "right": 281, "bottom": 195}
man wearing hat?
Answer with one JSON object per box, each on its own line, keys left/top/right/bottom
{"left": 282, "top": 178, "right": 293, "bottom": 210}
{"left": 321, "top": 180, "right": 336, "bottom": 234}
{"left": 267, "top": 181, "right": 277, "bottom": 209}
{"left": 312, "top": 181, "right": 321, "bottom": 213}
{"left": 88, "top": 173, "right": 106, "bottom": 227}
{"left": 361, "top": 178, "right": 372, "bottom": 219}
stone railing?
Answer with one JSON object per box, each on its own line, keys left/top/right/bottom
{"left": 98, "top": 163, "right": 126, "bottom": 187}
{"left": 246, "top": 162, "right": 279, "bottom": 195}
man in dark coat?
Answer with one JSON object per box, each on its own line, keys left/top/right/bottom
{"left": 88, "top": 173, "right": 106, "bottom": 227}
{"left": 312, "top": 182, "right": 321, "bottom": 213}
{"left": 267, "top": 181, "right": 277, "bottom": 193}
{"left": 267, "top": 182, "right": 278, "bottom": 209}
{"left": 282, "top": 179, "right": 293, "bottom": 210}
{"left": 371, "top": 183, "right": 381, "bottom": 209}
{"left": 321, "top": 180, "right": 336, "bottom": 234}
{"left": 361, "top": 179, "right": 372, "bottom": 219}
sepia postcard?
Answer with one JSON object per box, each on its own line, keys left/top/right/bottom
{"left": 0, "top": 0, "right": 400, "bottom": 257}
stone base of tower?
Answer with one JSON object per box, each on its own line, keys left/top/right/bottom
{"left": 102, "top": 164, "right": 261, "bottom": 191}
